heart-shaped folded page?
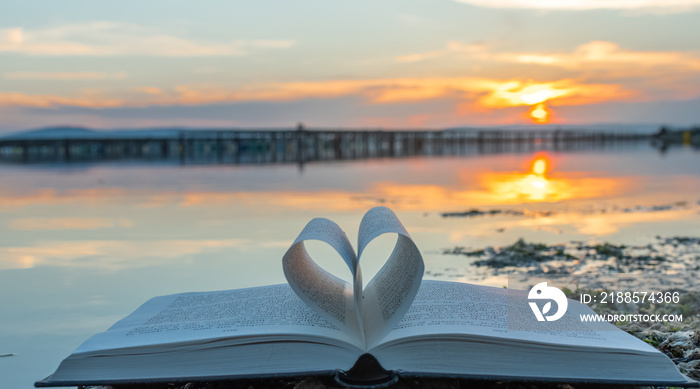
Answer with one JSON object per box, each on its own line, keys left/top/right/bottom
{"left": 282, "top": 207, "right": 424, "bottom": 348}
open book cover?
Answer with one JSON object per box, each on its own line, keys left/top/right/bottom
{"left": 36, "top": 207, "right": 698, "bottom": 387}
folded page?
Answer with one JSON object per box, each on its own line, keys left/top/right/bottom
{"left": 359, "top": 207, "right": 424, "bottom": 347}
{"left": 283, "top": 217, "right": 362, "bottom": 341}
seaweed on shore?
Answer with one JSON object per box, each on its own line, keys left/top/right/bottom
{"left": 443, "top": 236, "right": 699, "bottom": 275}
{"left": 444, "top": 238, "right": 575, "bottom": 271}
{"left": 440, "top": 208, "right": 555, "bottom": 218}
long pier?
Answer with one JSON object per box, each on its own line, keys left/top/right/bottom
{"left": 0, "top": 128, "right": 651, "bottom": 166}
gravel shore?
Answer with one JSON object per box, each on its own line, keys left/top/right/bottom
{"left": 443, "top": 236, "right": 700, "bottom": 381}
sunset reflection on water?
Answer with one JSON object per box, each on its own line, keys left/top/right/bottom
{"left": 1, "top": 147, "right": 699, "bottom": 389}
{"left": 0, "top": 148, "right": 698, "bottom": 274}
{"left": 367, "top": 153, "right": 630, "bottom": 209}
{"left": 0, "top": 152, "right": 689, "bottom": 215}
{"left": 474, "top": 152, "right": 627, "bottom": 204}
{"left": 0, "top": 154, "right": 628, "bottom": 211}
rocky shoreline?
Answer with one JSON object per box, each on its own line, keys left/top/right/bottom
{"left": 443, "top": 236, "right": 700, "bottom": 290}
{"left": 443, "top": 236, "right": 700, "bottom": 380}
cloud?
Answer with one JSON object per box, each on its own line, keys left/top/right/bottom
{"left": 4, "top": 71, "right": 128, "bottom": 80}
{"left": 0, "top": 22, "right": 294, "bottom": 57}
{"left": 0, "top": 77, "right": 632, "bottom": 112}
{"left": 395, "top": 40, "right": 700, "bottom": 101}
{"left": 396, "top": 41, "right": 485, "bottom": 63}
{"left": 508, "top": 41, "right": 700, "bottom": 74}
{"left": 399, "top": 40, "right": 700, "bottom": 76}
{"left": 12, "top": 40, "right": 683, "bottom": 113}
{"left": 0, "top": 76, "right": 633, "bottom": 118}
{"left": 477, "top": 79, "right": 634, "bottom": 108}
{"left": 145, "top": 78, "right": 633, "bottom": 109}
{"left": 452, "top": 0, "right": 700, "bottom": 12}
{"left": 0, "top": 92, "right": 123, "bottom": 108}
{"left": 505, "top": 41, "right": 700, "bottom": 99}
{"left": 132, "top": 86, "right": 163, "bottom": 95}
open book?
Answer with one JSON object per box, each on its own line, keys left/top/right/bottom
{"left": 37, "top": 207, "right": 696, "bottom": 387}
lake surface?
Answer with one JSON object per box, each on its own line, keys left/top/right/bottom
{"left": 1, "top": 141, "right": 699, "bottom": 388}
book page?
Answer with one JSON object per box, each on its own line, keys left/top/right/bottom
{"left": 359, "top": 207, "right": 424, "bottom": 348}
{"left": 75, "top": 284, "right": 362, "bottom": 354}
{"left": 375, "top": 281, "right": 658, "bottom": 353}
{"left": 282, "top": 217, "right": 362, "bottom": 340}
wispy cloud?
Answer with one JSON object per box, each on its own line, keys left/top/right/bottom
{"left": 398, "top": 40, "right": 700, "bottom": 75}
{"left": 396, "top": 41, "right": 486, "bottom": 63}
{"left": 507, "top": 41, "right": 700, "bottom": 74}
{"left": 11, "top": 39, "right": 689, "bottom": 112}
{"left": 503, "top": 41, "right": 700, "bottom": 99}
{"left": 132, "top": 86, "right": 164, "bottom": 95}
{"left": 4, "top": 71, "right": 128, "bottom": 80}
{"left": 0, "top": 92, "right": 123, "bottom": 108}
{"left": 395, "top": 40, "right": 700, "bottom": 100}
{"left": 452, "top": 0, "right": 700, "bottom": 13}
{"left": 0, "top": 22, "right": 294, "bottom": 57}
{"left": 156, "top": 78, "right": 633, "bottom": 109}
{"left": 477, "top": 79, "right": 634, "bottom": 108}
{"left": 0, "top": 76, "right": 633, "bottom": 112}
{"left": 0, "top": 76, "right": 632, "bottom": 112}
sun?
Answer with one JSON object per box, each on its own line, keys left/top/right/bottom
{"left": 532, "top": 157, "right": 548, "bottom": 176}
{"left": 529, "top": 103, "right": 550, "bottom": 124}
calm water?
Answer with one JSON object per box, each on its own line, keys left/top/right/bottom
{"left": 1, "top": 143, "right": 699, "bottom": 388}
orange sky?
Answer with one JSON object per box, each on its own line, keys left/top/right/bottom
{"left": 2, "top": 2, "right": 700, "bottom": 130}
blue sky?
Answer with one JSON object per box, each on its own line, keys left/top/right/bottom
{"left": 1, "top": 0, "right": 699, "bottom": 132}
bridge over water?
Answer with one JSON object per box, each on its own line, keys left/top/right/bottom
{"left": 0, "top": 128, "right": 651, "bottom": 166}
